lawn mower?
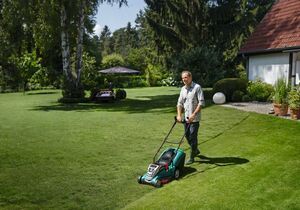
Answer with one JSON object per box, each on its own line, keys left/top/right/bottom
{"left": 137, "top": 117, "right": 189, "bottom": 187}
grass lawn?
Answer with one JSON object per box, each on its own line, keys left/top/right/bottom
{"left": 0, "top": 87, "right": 299, "bottom": 210}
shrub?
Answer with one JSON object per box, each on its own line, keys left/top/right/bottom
{"left": 106, "top": 75, "right": 148, "bottom": 88}
{"left": 213, "top": 78, "right": 247, "bottom": 102}
{"left": 232, "top": 90, "right": 244, "bottom": 102}
{"left": 203, "top": 88, "right": 214, "bottom": 101}
{"left": 288, "top": 87, "right": 300, "bottom": 109}
{"left": 242, "top": 94, "right": 251, "bottom": 102}
{"left": 61, "top": 77, "right": 85, "bottom": 99}
{"left": 116, "top": 89, "right": 126, "bottom": 100}
{"left": 101, "top": 53, "right": 125, "bottom": 69}
{"left": 247, "top": 80, "right": 274, "bottom": 102}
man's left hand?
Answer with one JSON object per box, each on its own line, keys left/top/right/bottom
{"left": 188, "top": 114, "right": 195, "bottom": 123}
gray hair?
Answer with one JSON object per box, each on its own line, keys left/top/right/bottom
{"left": 181, "top": 71, "right": 192, "bottom": 77}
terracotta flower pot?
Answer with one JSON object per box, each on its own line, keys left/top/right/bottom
{"left": 273, "top": 103, "right": 288, "bottom": 116}
{"left": 290, "top": 108, "right": 300, "bottom": 120}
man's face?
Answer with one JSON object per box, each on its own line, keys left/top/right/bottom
{"left": 182, "top": 73, "right": 192, "bottom": 87}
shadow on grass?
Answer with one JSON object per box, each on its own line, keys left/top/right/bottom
{"left": 181, "top": 166, "right": 198, "bottom": 178}
{"left": 27, "top": 91, "right": 57, "bottom": 95}
{"left": 182, "top": 155, "right": 249, "bottom": 179}
{"left": 195, "top": 155, "right": 249, "bottom": 166}
{"left": 31, "top": 94, "right": 212, "bottom": 114}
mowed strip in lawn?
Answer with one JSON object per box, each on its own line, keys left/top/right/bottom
{"left": 0, "top": 87, "right": 299, "bottom": 210}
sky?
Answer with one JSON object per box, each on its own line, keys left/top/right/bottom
{"left": 94, "top": 0, "right": 147, "bottom": 36}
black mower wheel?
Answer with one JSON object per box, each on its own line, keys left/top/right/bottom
{"left": 137, "top": 176, "right": 143, "bottom": 184}
{"left": 174, "top": 168, "right": 180, "bottom": 180}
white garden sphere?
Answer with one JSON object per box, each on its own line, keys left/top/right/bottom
{"left": 213, "top": 92, "right": 226, "bottom": 104}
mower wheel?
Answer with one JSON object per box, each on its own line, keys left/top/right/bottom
{"left": 154, "top": 180, "right": 162, "bottom": 188}
{"left": 137, "top": 176, "right": 143, "bottom": 184}
{"left": 174, "top": 168, "right": 180, "bottom": 180}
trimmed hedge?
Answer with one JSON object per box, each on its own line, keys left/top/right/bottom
{"left": 213, "top": 78, "right": 247, "bottom": 102}
{"left": 203, "top": 88, "right": 214, "bottom": 100}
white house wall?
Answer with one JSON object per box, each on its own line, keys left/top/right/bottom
{"left": 248, "top": 53, "right": 289, "bottom": 85}
{"left": 293, "top": 52, "right": 300, "bottom": 85}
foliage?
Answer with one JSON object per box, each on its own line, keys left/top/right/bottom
{"left": 288, "top": 86, "right": 300, "bottom": 109}
{"left": 112, "top": 22, "right": 139, "bottom": 57}
{"left": 273, "top": 78, "right": 290, "bottom": 105}
{"left": 247, "top": 80, "right": 274, "bottom": 102}
{"left": 115, "top": 88, "right": 127, "bottom": 100}
{"left": 203, "top": 88, "right": 214, "bottom": 101}
{"left": 81, "top": 52, "right": 98, "bottom": 91}
{"left": 103, "top": 75, "right": 148, "bottom": 88}
{"left": 144, "top": 0, "right": 275, "bottom": 77}
{"left": 242, "top": 94, "right": 251, "bottom": 102}
{"left": 101, "top": 53, "right": 125, "bottom": 68}
{"left": 29, "top": 67, "right": 51, "bottom": 90}
{"left": 0, "top": 0, "right": 128, "bottom": 95}
{"left": 9, "top": 52, "right": 44, "bottom": 90}
{"left": 145, "top": 63, "right": 166, "bottom": 86}
{"left": 125, "top": 47, "right": 152, "bottom": 74}
{"left": 61, "top": 77, "right": 85, "bottom": 99}
{"left": 213, "top": 78, "right": 248, "bottom": 102}
{"left": 171, "top": 46, "right": 223, "bottom": 87}
{"left": 231, "top": 90, "right": 245, "bottom": 102}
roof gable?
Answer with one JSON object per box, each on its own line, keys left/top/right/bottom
{"left": 239, "top": 0, "right": 300, "bottom": 54}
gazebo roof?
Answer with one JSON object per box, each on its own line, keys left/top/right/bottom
{"left": 239, "top": 0, "right": 300, "bottom": 55}
{"left": 99, "top": 66, "right": 140, "bottom": 74}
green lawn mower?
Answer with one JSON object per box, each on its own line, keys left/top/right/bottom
{"left": 138, "top": 117, "right": 189, "bottom": 187}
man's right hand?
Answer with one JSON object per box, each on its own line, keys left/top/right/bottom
{"left": 176, "top": 115, "right": 182, "bottom": 122}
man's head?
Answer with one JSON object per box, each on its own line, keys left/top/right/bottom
{"left": 181, "top": 71, "right": 192, "bottom": 87}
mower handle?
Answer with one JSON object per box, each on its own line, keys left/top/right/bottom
{"left": 174, "top": 116, "right": 188, "bottom": 123}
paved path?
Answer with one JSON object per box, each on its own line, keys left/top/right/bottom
{"left": 221, "top": 102, "right": 273, "bottom": 115}
{"left": 221, "top": 102, "right": 299, "bottom": 121}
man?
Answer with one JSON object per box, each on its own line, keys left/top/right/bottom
{"left": 176, "top": 71, "right": 205, "bottom": 165}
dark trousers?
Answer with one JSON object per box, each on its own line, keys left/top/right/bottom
{"left": 184, "top": 122, "right": 200, "bottom": 158}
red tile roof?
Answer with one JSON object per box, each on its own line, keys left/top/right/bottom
{"left": 239, "top": 0, "right": 300, "bottom": 54}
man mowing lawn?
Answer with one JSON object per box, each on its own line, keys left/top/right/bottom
{"left": 176, "top": 70, "right": 205, "bottom": 165}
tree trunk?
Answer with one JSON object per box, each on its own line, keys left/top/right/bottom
{"left": 75, "top": 0, "right": 85, "bottom": 88}
{"left": 60, "top": 3, "right": 72, "bottom": 83}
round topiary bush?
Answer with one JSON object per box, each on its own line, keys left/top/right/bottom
{"left": 213, "top": 78, "right": 248, "bottom": 102}
{"left": 116, "top": 89, "right": 127, "bottom": 100}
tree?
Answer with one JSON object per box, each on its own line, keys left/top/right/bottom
{"left": 59, "top": 0, "right": 127, "bottom": 98}
{"left": 99, "top": 25, "right": 113, "bottom": 57}
{"left": 0, "top": 0, "right": 128, "bottom": 95}
{"left": 144, "top": 0, "right": 275, "bottom": 79}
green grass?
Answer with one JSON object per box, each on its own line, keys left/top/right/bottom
{"left": 0, "top": 87, "right": 299, "bottom": 210}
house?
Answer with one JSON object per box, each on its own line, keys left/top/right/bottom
{"left": 239, "top": 0, "right": 300, "bottom": 86}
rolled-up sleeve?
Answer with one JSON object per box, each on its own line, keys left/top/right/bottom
{"left": 177, "top": 88, "right": 184, "bottom": 108}
{"left": 197, "top": 86, "right": 205, "bottom": 106}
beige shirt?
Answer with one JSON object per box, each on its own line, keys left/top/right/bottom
{"left": 177, "top": 82, "right": 205, "bottom": 122}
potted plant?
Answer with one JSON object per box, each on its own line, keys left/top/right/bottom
{"left": 272, "top": 78, "right": 290, "bottom": 116}
{"left": 288, "top": 87, "right": 300, "bottom": 120}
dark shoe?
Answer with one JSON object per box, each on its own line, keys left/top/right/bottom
{"left": 186, "top": 158, "right": 194, "bottom": 165}
{"left": 194, "top": 149, "right": 200, "bottom": 157}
